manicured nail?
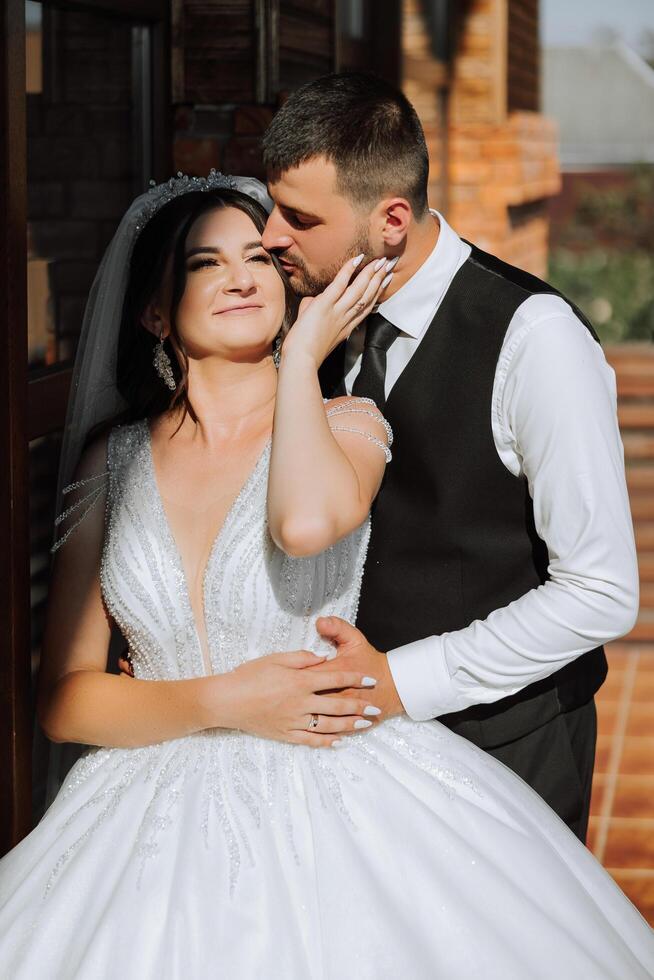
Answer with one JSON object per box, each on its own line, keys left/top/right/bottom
{"left": 385, "top": 256, "right": 399, "bottom": 271}
{"left": 374, "top": 256, "right": 386, "bottom": 271}
{"left": 363, "top": 705, "right": 381, "bottom": 716}
{"left": 352, "top": 253, "right": 364, "bottom": 267}
{"left": 325, "top": 650, "right": 338, "bottom": 660}
{"left": 354, "top": 719, "right": 373, "bottom": 729}
{"left": 331, "top": 739, "right": 344, "bottom": 747}
{"left": 380, "top": 272, "right": 394, "bottom": 289}
{"left": 361, "top": 676, "right": 377, "bottom": 687}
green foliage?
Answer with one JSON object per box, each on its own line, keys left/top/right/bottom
{"left": 575, "top": 165, "right": 654, "bottom": 251}
{"left": 549, "top": 249, "right": 654, "bottom": 344}
{"left": 548, "top": 165, "right": 654, "bottom": 344}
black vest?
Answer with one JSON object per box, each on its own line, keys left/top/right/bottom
{"left": 319, "top": 243, "right": 607, "bottom": 750}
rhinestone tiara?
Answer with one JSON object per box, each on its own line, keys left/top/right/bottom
{"left": 134, "top": 169, "right": 239, "bottom": 232}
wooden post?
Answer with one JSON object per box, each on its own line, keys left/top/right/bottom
{"left": 0, "top": 0, "right": 32, "bottom": 855}
{"left": 255, "top": 0, "right": 280, "bottom": 104}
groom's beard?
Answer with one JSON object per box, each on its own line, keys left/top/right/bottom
{"left": 281, "top": 229, "right": 372, "bottom": 297}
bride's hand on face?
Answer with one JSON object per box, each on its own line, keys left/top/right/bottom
{"left": 208, "top": 650, "right": 381, "bottom": 746}
{"left": 281, "top": 255, "right": 397, "bottom": 367}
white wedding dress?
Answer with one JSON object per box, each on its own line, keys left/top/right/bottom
{"left": 0, "top": 418, "right": 652, "bottom": 979}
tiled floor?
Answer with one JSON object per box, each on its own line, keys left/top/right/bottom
{"left": 589, "top": 643, "right": 654, "bottom": 925}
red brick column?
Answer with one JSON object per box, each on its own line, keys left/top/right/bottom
{"left": 402, "top": 0, "right": 561, "bottom": 277}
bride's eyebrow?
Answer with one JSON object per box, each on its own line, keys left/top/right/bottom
{"left": 185, "top": 241, "right": 264, "bottom": 258}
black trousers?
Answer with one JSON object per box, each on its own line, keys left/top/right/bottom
{"left": 484, "top": 698, "right": 598, "bottom": 843}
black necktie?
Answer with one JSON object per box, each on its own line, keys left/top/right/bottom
{"left": 351, "top": 313, "right": 398, "bottom": 411}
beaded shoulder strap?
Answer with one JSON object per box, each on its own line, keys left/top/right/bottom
{"left": 324, "top": 396, "right": 393, "bottom": 463}
{"left": 49, "top": 426, "right": 124, "bottom": 554}
{"left": 50, "top": 471, "right": 109, "bottom": 554}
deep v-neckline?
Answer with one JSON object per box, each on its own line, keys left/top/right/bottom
{"left": 142, "top": 418, "right": 272, "bottom": 675}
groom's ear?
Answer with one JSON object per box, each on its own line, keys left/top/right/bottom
{"left": 376, "top": 197, "right": 412, "bottom": 247}
{"left": 140, "top": 301, "right": 166, "bottom": 339}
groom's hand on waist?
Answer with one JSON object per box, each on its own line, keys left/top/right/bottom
{"left": 310, "top": 617, "right": 405, "bottom": 720}
{"left": 117, "top": 653, "right": 134, "bottom": 677}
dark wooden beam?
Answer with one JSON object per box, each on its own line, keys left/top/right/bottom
{"left": 371, "top": 0, "right": 402, "bottom": 86}
{"left": 39, "top": 0, "right": 169, "bottom": 23}
{"left": 255, "top": 0, "right": 280, "bottom": 104}
{"left": 0, "top": 0, "right": 32, "bottom": 856}
{"left": 151, "top": 12, "right": 172, "bottom": 182}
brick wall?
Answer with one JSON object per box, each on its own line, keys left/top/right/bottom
{"left": 402, "top": 0, "right": 559, "bottom": 277}
{"left": 171, "top": 0, "right": 334, "bottom": 180}
{"left": 448, "top": 110, "right": 559, "bottom": 274}
{"left": 448, "top": 0, "right": 559, "bottom": 275}
{"left": 401, "top": 0, "right": 448, "bottom": 209}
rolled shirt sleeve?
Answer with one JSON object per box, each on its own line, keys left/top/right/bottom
{"left": 387, "top": 296, "right": 639, "bottom": 721}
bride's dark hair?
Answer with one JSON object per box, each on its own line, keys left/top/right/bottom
{"left": 107, "top": 188, "right": 295, "bottom": 435}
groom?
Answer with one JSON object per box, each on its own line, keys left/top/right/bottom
{"left": 258, "top": 71, "right": 639, "bottom": 842}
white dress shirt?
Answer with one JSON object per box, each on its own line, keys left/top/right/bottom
{"left": 344, "top": 211, "right": 639, "bottom": 721}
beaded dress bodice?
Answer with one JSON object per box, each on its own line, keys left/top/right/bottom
{"left": 101, "top": 419, "right": 371, "bottom": 681}
{"left": 42, "top": 405, "right": 487, "bottom": 904}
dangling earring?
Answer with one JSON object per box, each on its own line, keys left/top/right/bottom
{"left": 153, "top": 327, "right": 176, "bottom": 390}
{"left": 272, "top": 333, "right": 282, "bottom": 369}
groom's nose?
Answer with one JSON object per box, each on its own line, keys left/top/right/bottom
{"left": 262, "top": 209, "right": 294, "bottom": 252}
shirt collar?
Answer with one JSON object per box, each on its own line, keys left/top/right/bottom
{"left": 376, "top": 210, "right": 467, "bottom": 340}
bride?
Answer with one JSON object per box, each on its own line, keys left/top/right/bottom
{"left": 0, "top": 173, "right": 652, "bottom": 979}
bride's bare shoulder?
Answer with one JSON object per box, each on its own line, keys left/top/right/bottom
{"left": 77, "top": 429, "right": 111, "bottom": 475}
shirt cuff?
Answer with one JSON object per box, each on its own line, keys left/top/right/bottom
{"left": 386, "top": 636, "right": 455, "bottom": 721}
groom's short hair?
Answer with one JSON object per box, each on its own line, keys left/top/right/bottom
{"left": 262, "top": 72, "right": 429, "bottom": 217}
